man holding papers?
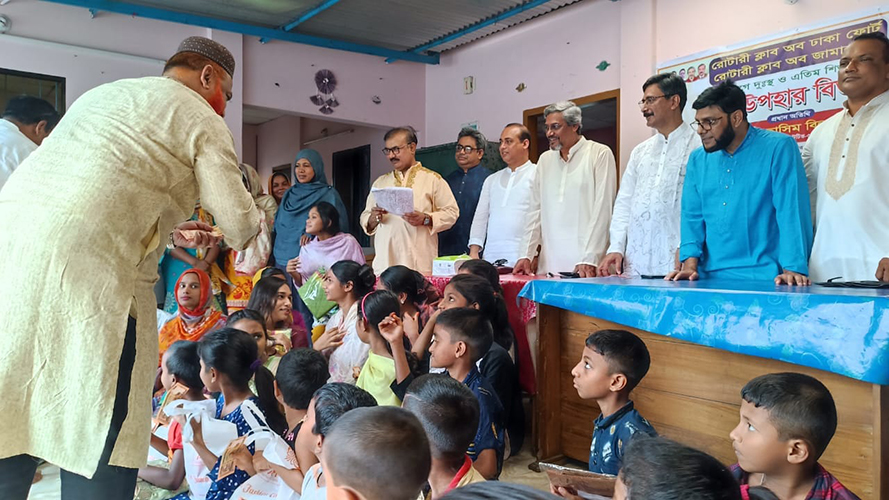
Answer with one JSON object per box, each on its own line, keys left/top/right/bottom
{"left": 361, "top": 126, "right": 459, "bottom": 275}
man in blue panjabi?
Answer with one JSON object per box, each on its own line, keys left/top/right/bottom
{"left": 667, "top": 81, "right": 813, "bottom": 285}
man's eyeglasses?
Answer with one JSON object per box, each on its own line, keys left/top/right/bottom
{"left": 691, "top": 117, "right": 724, "bottom": 131}
{"left": 455, "top": 145, "right": 481, "bottom": 154}
{"left": 382, "top": 143, "right": 413, "bottom": 156}
{"left": 637, "top": 95, "right": 669, "bottom": 107}
{"left": 542, "top": 123, "right": 564, "bottom": 133}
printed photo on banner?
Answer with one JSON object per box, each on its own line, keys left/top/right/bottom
{"left": 657, "top": 9, "right": 888, "bottom": 146}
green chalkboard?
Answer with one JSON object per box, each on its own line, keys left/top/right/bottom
{"left": 416, "top": 141, "right": 506, "bottom": 178}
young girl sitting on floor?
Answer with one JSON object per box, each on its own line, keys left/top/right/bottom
{"left": 137, "top": 340, "right": 206, "bottom": 500}
{"left": 379, "top": 265, "right": 434, "bottom": 345}
{"left": 355, "top": 290, "right": 420, "bottom": 406}
{"left": 185, "top": 328, "right": 287, "bottom": 500}
{"left": 227, "top": 309, "right": 279, "bottom": 374}
{"left": 314, "top": 260, "right": 375, "bottom": 384}
{"left": 246, "top": 276, "right": 297, "bottom": 352}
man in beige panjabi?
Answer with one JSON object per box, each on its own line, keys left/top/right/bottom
{"left": 361, "top": 126, "right": 459, "bottom": 276}
{"left": 0, "top": 37, "right": 261, "bottom": 497}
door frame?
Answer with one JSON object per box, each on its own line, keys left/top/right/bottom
{"left": 522, "top": 89, "right": 621, "bottom": 164}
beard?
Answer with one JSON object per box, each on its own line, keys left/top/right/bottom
{"left": 704, "top": 125, "right": 735, "bottom": 153}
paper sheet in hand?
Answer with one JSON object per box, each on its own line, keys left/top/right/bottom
{"left": 372, "top": 187, "right": 414, "bottom": 215}
{"left": 540, "top": 462, "right": 616, "bottom": 498}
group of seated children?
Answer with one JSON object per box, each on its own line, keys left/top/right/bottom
{"left": 147, "top": 255, "right": 859, "bottom": 500}
{"left": 551, "top": 328, "right": 859, "bottom": 500}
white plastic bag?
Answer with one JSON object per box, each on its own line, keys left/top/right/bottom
{"left": 230, "top": 415, "right": 300, "bottom": 499}
{"left": 234, "top": 211, "right": 272, "bottom": 276}
{"left": 231, "top": 470, "right": 299, "bottom": 500}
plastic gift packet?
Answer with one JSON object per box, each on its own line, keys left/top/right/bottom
{"left": 234, "top": 212, "right": 272, "bottom": 276}
{"left": 166, "top": 399, "right": 238, "bottom": 457}
{"left": 244, "top": 429, "right": 299, "bottom": 470}
{"left": 231, "top": 469, "right": 298, "bottom": 500}
{"left": 297, "top": 270, "right": 337, "bottom": 320}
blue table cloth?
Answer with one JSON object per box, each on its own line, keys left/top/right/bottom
{"left": 518, "top": 277, "right": 889, "bottom": 385}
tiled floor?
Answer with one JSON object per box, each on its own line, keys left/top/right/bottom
{"left": 28, "top": 447, "right": 551, "bottom": 499}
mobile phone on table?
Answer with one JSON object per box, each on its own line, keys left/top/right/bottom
{"left": 640, "top": 274, "right": 666, "bottom": 279}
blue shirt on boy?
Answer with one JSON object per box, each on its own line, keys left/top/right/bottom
{"left": 457, "top": 367, "right": 505, "bottom": 478}
{"left": 679, "top": 126, "right": 813, "bottom": 279}
{"left": 589, "top": 400, "right": 656, "bottom": 475}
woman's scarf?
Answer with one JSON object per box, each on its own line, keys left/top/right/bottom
{"left": 273, "top": 149, "right": 350, "bottom": 262}
{"left": 158, "top": 268, "right": 225, "bottom": 363}
{"left": 240, "top": 163, "right": 278, "bottom": 225}
{"left": 297, "top": 233, "right": 366, "bottom": 281}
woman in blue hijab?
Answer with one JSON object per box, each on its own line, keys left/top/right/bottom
{"left": 273, "top": 149, "right": 349, "bottom": 339}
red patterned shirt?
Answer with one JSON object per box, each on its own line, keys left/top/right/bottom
{"left": 731, "top": 463, "right": 861, "bottom": 500}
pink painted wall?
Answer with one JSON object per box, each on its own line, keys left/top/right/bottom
{"left": 0, "top": 1, "right": 427, "bottom": 160}
{"left": 242, "top": 124, "right": 258, "bottom": 167}
{"left": 252, "top": 114, "right": 302, "bottom": 182}
{"left": 426, "top": 0, "right": 888, "bottom": 171}
{"left": 242, "top": 37, "right": 425, "bottom": 132}
{"left": 299, "top": 117, "right": 390, "bottom": 182}
{"left": 424, "top": 0, "right": 622, "bottom": 146}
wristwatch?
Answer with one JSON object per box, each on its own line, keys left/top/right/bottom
{"left": 423, "top": 215, "right": 432, "bottom": 226}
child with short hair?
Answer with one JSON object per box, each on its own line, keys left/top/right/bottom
{"left": 321, "top": 406, "right": 432, "bottom": 500}
{"left": 355, "top": 289, "right": 419, "bottom": 406}
{"left": 612, "top": 435, "right": 741, "bottom": 500}
{"left": 403, "top": 374, "right": 486, "bottom": 498}
{"left": 297, "top": 383, "right": 378, "bottom": 499}
{"left": 571, "top": 329, "right": 655, "bottom": 476}
{"left": 428, "top": 308, "right": 505, "bottom": 480}
{"left": 729, "top": 372, "right": 860, "bottom": 500}
{"left": 137, "top": 340, "right": 205, "bottom": 500}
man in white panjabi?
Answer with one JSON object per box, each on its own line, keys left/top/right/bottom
{"left": 361, "top": 126, "right": 459, "bottom": 276}
{"left": 0, "top": 37, "right": 261, "bottom": 497}
{"left": 803, "top": 32, "right": 889, "bottom": 282}
{"left": 599, "top": 73, "right": 700, "bottom": 277}
{"left": 0, "top": 96, "right": 59, "bottom": 190}
{"left": 514, "top": 101, "right": 617, "bottom": 278}
{"left": 468, "top": 123, "right": 537, "bottom": 267}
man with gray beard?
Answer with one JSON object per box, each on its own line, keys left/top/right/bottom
{"left": 514, "top": 100, "right": 617, "bottom": 277}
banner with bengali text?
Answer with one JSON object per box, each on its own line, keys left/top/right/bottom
{"left": 657, "top": 9, "right": 888, "bottom": 145}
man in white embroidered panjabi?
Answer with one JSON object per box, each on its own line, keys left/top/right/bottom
{"left": 0, "top": 36, "right": 261, "bottom": 498}
{"left": 514, "top": 101, "right": 617, "bottom": 278}
{"left": 599, "top": 73, "right": 700, "bottom": 278}
{"left": 360, "top": 126, "right": 459, "bottom": 276}
{"left": 803, "top": 32, "right": 889, "bottom": 282}
{"left": 468, "top": 123, "right": 537, "bottom": 267}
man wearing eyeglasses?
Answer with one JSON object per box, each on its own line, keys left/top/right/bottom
{"left": 514, "top": 100, "right": 617, "bottom": 278}
{"left": 439, "top": 127, "right": 492, "bottom": 257}
{"left": 803, "top": 33, "right": 889, "bottom": 283}
{"left": 666, "top": 80, "right": 812, "bottom": 284}
{"left": 360, "top": 126, "right": 459, "bottom": 275}
{"left": 599, "top": 73, "right": 699, "bottom": 278}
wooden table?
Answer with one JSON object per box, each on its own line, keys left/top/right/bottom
{"left": 521, "top": 278, "right": 889, "bottom": 500}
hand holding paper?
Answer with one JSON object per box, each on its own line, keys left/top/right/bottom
{"left": 372, "top": 187, "right": 414, "bottom": 215}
